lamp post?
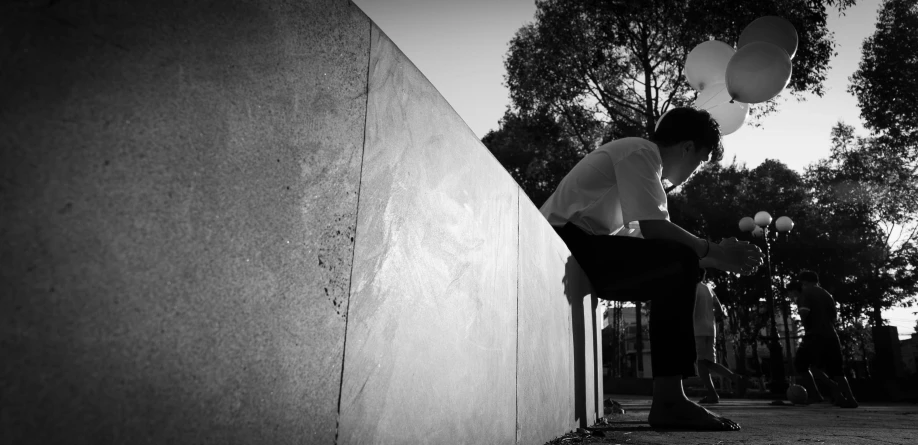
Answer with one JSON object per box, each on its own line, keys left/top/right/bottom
{"left": 739, "top": 211, "right": 793, "bottom": 394}
{"left": 773, "top": 216, "right": 796, "bottom": 380}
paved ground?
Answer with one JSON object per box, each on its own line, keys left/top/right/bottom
{"left": 547, "top": 394, "right": 918, "bottom": 444}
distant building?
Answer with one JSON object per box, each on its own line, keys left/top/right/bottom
{"left": 602, "top": 304, "right": 651, "bottom": 377}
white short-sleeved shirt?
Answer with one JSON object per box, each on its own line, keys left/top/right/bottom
{"left": 539, "top": 137, "right": 669, "bottom": 237}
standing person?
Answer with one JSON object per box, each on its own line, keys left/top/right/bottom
{"left": 694, "top": 268, "right": 740, "bottom": 404}
{"left": 541, "top": 107, "right": 764, "bottom": 431}
{"left": 792, "top": 271, "right": 859, "bottom": 408}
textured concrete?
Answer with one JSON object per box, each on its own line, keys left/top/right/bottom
{"left": 2, "top": 1, "right": 605, "bottom": 443}
{"left": 517, "top": 191, "right": 604, "bottom": 440}
{"left": 565, "top": 232, "right": 603, "bottom": 432}
{"left": 517, "top": 193, "right": 576, "bottom": 444}
{"left": 337, "top": 25, "right": 519, "bottom": 444}
{"left": 0, "top": 0, "right": 368, "bottom": 443}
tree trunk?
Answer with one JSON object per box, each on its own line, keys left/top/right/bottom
{"left": 872, "top": 303, "right": 883, "bottom": 327}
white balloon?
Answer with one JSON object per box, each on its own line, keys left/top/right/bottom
{"left": 725, "top": 41, "right": 793, "bottom": 104}
{"left": 693, "top": 82, "right": 749, "bottom": 135}
{"left": 694, "top": 81, "right": 731, "bottom": 110}
{"left": 739, "top": 16, "right": 799, "bottom": 59}
{"left": 685, "top": 40, "right": 735, "bottom": 91}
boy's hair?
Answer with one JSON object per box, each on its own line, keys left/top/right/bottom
{"left": 786, "top": 281, "right": 802, "bottom": 293}
{"left": 698, "top": 267, "right": 707, "bottom": 282}
{"left": 651, "top": 107, "right": 724, "bottom": 162}
{"left": 798, "top": 270, "right": 819, "bottom": 284}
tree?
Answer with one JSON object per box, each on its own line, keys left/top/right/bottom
{"left": 666, "top": 156, "right": 912, "bottom": 375}
{"left": 848, "top": 0, "right": 918, "bottom": 162}
{"left": 487, "top": 0, "right": 855, "bottom": 204}
{"left": 503, "top": 0, "right": 855, "bottom": 145}
{"left": 804, "top": 122, "right": 918, "bottom": 326}
{"left": 482, "top": 109, "right": 590, "bottom": 208}
{"left": 669, "top": 159, "right": 810, "bottom": 384}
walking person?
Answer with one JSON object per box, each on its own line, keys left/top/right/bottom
{"left": 541, "top": 107, "right": 763, "bottom": 430}
{"left": 694, "top": 268, "right": 740, "bottom": 404}
{"left": 790, "top": 272, "right": 858, "bottom": 408}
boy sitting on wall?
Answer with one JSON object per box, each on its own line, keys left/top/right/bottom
{"left": 540, "top": 107, "right": 764, "bottom": 431}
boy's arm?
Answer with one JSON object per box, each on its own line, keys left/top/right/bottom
{"left": 613, "top": 148, "right": 762, "bottom": 274}
{"left": 639, "top": 218, "right": 708, "bottom": 256}
{"left": 639, "top": 219, "right": 763, "bottom": 275}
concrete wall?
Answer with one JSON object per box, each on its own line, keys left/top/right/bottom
{"left": 1, "top": 1, "right": 602, "bottom": 443}
{"left": 1, "top": 1, "right": 367, "bottom": 443}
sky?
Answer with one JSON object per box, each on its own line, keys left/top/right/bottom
{"left": 353, "top": 0, "right": 915, "bottom": 339}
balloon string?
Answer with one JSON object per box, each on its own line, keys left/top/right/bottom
{"left": 698, "top": 93, "right": 725, "bottom": 110}
{"left": 698, "top": 94, "right": 714, "bottom": 109}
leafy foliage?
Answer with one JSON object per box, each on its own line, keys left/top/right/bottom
{"left": 848, "top": 0, "right": 918, "bottom": 161}
{"left": 486, "top": 0, "right": 856, "bottom": 208}
{"left": 669, "top": 160, "right": 811, "bottom": 367}
{"left": 503, "top": 0, "right": 852, "bottom": 144}
{"left": 665, "top": 147, "right": 917, "bottom": 364}
{"left": 482, "top": 109, "right": 590, "bottom": 208}
{"left": 804, "top": 122, "right": 918, "bottom": 324}
{"left": 481, "top": 0, "right": 918, "bottom": 366}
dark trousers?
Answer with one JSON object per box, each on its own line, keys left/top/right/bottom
{"left": 555, "top": 223, "right": 699, "bottom": 377}
{"left": 795, "top": 333, "right": 844, "bottom": 377}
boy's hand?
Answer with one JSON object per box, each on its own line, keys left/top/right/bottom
{"left": 710, "top": 238, "right": 763, "bottom": 275}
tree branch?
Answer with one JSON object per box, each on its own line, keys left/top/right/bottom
{"left": 583, "top": 70, "right": 646, "bottom": 120}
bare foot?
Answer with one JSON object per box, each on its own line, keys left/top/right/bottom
{"left": 648, "top": 399, "right": 740, "bottom": 431}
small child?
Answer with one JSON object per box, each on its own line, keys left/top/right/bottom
{"left": 693, "top": 268, "right": 740, "bottom": 403}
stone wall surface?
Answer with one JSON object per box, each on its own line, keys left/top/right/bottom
{"left": 1, "top": 0, "right": 368, "bottom": 443}
{"left": 337, "top": 25, "right": 520, "bottom": 445}
{"left": 1, "top": 1, "right": 602, "bottom": 444}
{"left": 516, "top": 193, "right": 578, "bottom": 444}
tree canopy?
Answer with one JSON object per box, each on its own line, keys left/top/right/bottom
{"left": 482, "top": 110, "right": 586, "bottom": 207}
{"left": 804, "top": 123, "right": 918, "bottom": 325}
{"left": 502, "top": 0, "right": 854, "bottom": 144}
{"left": 486, "top": 0, "right": 858, "bottom": 208}
{"left": 848, "top": 0, "right": 918, "bottom": 162}
{"left": 482, "top": 0, "right": 918, "bottom": 364}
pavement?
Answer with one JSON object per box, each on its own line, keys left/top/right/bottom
{"left": 546, "top": 394, "right": 918, "bottom": 445}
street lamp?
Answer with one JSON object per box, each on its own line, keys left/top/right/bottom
{"left": 772, "top": 216, "right": 796, "bottom": 380}
{"left": 739, "top": 211, "right": 794, "bottom": 394}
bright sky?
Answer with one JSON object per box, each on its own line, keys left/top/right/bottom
{"left": 353, "top": 0, "right": 915, "bottom": 338}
